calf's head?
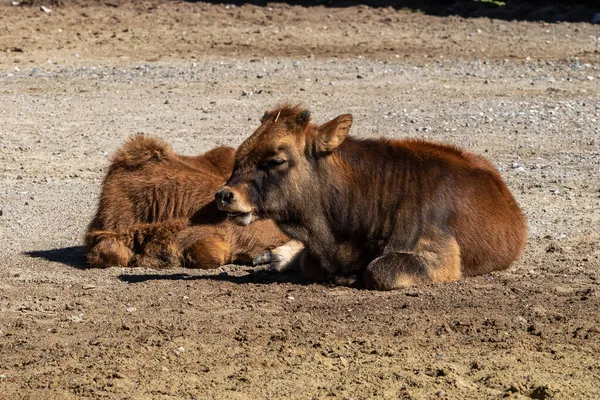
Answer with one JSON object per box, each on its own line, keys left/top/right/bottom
{"left": 216, "top": 104, "right": 352, "bottom": 225}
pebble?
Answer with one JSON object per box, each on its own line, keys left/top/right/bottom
{"left": 40, "top": 5, "right": 52, "bottom": 13}
{"left": 70, "top": 314, "right": 84, "bottom": 323}
{"left": 176, "top": 346, "right": 185, "bottom": 353}
{"left": 126, "top": 307, "right": 137, "bottom": 313}
{"left": 0, "top": 374, "right": 7, "bottom": 379}
{"left": 82, "top": 284, "right": 96, "bottom": 290}
{"left": 286, "top": 295, "right": 295, "bottom": 300}
{"left": 545, "top": 242, "right": 563, "bottom": 253}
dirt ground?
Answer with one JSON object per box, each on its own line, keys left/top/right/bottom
{"left": 0, "top": 2, "right": 599, "bottom": 399}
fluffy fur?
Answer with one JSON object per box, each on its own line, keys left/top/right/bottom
{"left": 86, "top": 134, "right": 291, "bottom": 269}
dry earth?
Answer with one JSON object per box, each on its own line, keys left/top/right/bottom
{"left": 0, "top": 2, "right": 599, "bottom": 399}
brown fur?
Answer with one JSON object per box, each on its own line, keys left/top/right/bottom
{"left": 217, "top": 104, "right": 528, "bottom": 290}
{"left": 86, "top": 134, "right": 290, "bottom": 269}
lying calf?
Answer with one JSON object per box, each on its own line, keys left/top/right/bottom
{"left": 86, "top": 134, "right": 301, "bottom": 270}
{"left": 216, "top": 105, "right": 527, "bottom": 290}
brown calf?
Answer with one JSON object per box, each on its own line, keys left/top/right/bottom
{"left": 216, "top": 104, "right": 528, "bottom": 290}
{"left": 86, "top": 134, "right": 300, "bottom": 270}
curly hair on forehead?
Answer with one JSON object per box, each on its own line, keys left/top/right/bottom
{"left": 260, "top": 104, "right": 311, "bottom": 125}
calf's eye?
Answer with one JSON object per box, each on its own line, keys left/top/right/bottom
{"left": 260, "top": 157, "right": 286, "bottom": 169}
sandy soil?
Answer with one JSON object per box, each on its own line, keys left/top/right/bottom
{"left": 0, "top": 2, "right": 599, "bottom": 399}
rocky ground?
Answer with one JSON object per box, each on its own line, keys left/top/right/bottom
{"left": 0, "top": 2, "right": 599, "bottom": 399}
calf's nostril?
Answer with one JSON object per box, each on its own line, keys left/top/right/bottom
{"left": 216, "top": 188, "right": 234, "bottom": 206}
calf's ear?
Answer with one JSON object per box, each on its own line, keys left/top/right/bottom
{"left": 315, "top": 114, "right": 353, "bottom": 153}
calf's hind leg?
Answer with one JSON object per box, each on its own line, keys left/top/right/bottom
{"left": 364, "top": 232, "right": 461, "bottom": 290}
{"left": 178, "top": 225, "right": 233, "bottom": 269}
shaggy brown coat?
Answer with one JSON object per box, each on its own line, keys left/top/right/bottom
{"left": 216, "top": 105, "right": 528, "bottom": 290}
{"left": 86, "top": 134, "right": 292, "bottom": 270}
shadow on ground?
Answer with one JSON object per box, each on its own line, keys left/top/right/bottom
{"left": 24, "top": 246, "right": 90, "bottom": 270}
{"left": 186, "top": 0, "right": 599, "bottom": 23}
{"left": 118, "top": 268, "right": 306, "bottom": 285}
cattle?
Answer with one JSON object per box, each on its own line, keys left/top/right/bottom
{"left": 86, "top": 134, "right": 302, "bottom": 270}
{"left": 216, "top": 104, "right": 528, "bottom": 290}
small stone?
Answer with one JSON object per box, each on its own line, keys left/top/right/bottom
{"left": 530, "top": 385, "right": 554, "bottom": 399}
{"left": 470, "top": 360, "right": 482, "bottom": 370}
{"left": 527, "top": 324, "right": 542, "bottom": 336}
{"left": 70, "top": 314, "right": 84, "bottom": 323}
{"left": 286, "top": 295, "right": 295, "bottom": 300}
{"left": 176, "top": 346, "right": 185, "bottom": 353}
{"left": 506, "top": 385, "right": 519, "bottom": 394}
{"left": 0, "top": 374, "right": 7, "bottom": 379}
{"left": 545, "top": 242, "right": 563, "bottom": 253}
{"left": 40, "top": 5, "right": 52, "bottom": 13}
{"left": 161, "top": 366, "right": 169, "bottom": 372}
{"left": 164, "top": 99, "right": 170, "bottom": 104}
{"left": 356, "top": 74, "right": 365, "bottom": 79}
{"left": 0, "top": 210, "right": 3, "bottom": 217}
{"left": 126, "top": 307, "right": 137, "bottom": 313}
{"left": 339, "top": 356, "right": 349, "bottom": 367}
{"left": 576, "top": 288, "right": 596, "bottom": 300}
{"left": 82, "top": 284, "right": 96, "bottom": 290}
